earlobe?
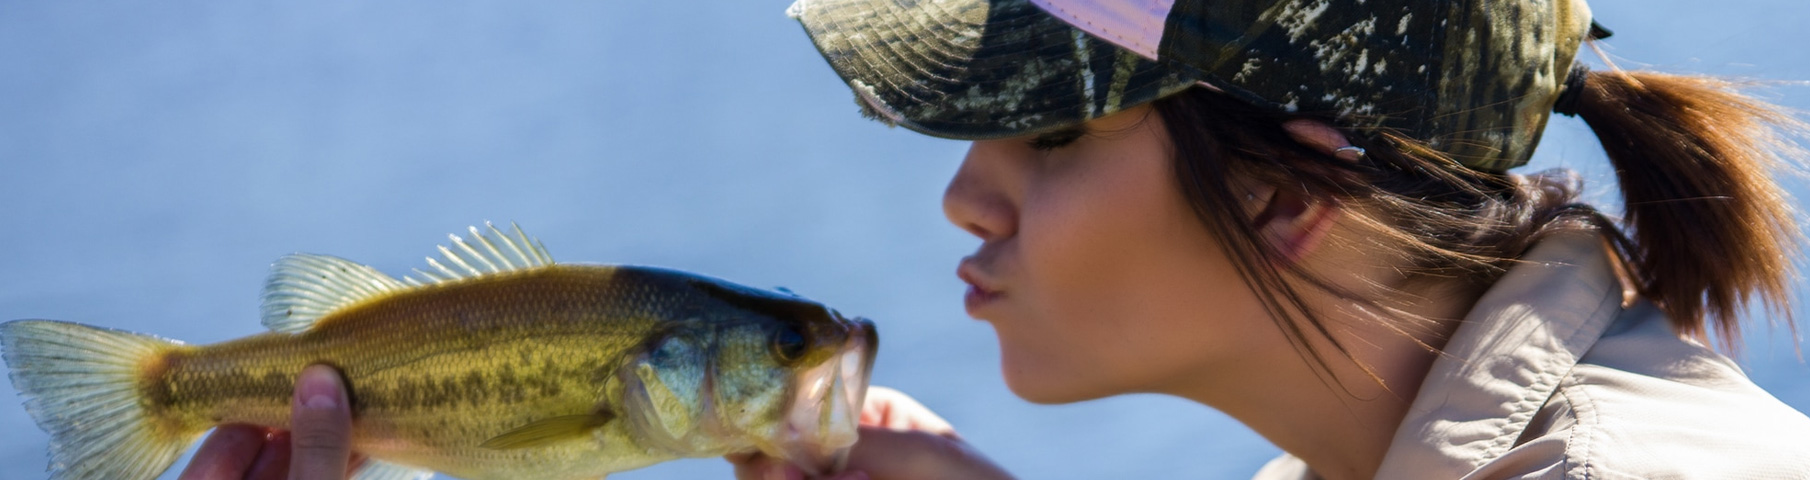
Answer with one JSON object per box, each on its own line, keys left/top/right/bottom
{"left": 1250, "top": 187, "right": 1339, "bottom": 265}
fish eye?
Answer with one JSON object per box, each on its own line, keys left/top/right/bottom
{"left": 769, "top": 326, "right": 809, "bottom": 364}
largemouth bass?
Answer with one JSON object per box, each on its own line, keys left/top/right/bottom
{"left": 0, "top": 224, "right": 877, "bottom": 480}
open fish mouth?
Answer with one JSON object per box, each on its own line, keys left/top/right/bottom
{"left": 769, "top": 315, "right": 878, "bottom": 476}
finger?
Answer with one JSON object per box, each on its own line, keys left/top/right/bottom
{"left": 824, "top": 470, "right": 871, "bottom": 480}
{"left": 724, "top": 452, "right": 804, "bottom": 480}
{"left": 178, "top": 425, "right": 269, "bottom": 480}
{"left": 725, "top": 452, "right": 765, "bottom": 480}
{"left": 1281, "top": 119, "right": 1363, "bottom": 162}
{"left": 840, "top": 428, "right": 951, "bottom": 479}
{"left": 289, "top": 364, "right": 354, "bottom": 480}
{"left": 245, "top": 431, "right": 292, "bottom": 480}
{"left": 727, "top": 459, "right": 760, "bottom": 480}
{"left": 861, "top": 387, "right": 957, "bottom": 437}
{"left": 841, "top": 427, "right": 1012, "bottom": 480}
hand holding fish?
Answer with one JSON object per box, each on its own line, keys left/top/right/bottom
{"left": 178, "top": 365, "right": 360, "bottom": 480}
{"left": 727, "top": 386, "right": 1014, "bottom": 480}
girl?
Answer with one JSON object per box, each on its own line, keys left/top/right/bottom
{"left": 732, "top": 0, "right": 1810, "bottom": 478}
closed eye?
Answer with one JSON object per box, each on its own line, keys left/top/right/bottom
{"left": 1027, "top": 126, "right": 1086, "bottom": 151}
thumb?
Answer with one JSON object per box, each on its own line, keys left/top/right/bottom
{"left": 289, "top": 364, "right": 354, "bottom": 480}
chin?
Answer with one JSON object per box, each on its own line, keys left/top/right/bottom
{"left": 998, "top": 355, "right": 1112, "bottom": 405}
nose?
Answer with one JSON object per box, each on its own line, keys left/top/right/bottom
{"left": 943, "top": 141, "right": 1019, "bottom": 242}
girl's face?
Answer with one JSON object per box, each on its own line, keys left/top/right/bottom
{"left": 944, "top": 104, "right": 1282, "bottom": 404}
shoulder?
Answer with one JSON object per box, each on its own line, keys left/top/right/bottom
{"left": 1487, "top": 301, "right": 1810, "bottom": 479}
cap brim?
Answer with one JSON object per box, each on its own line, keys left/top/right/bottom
{"left": 789, "top": 0, "right": 1196, "bottom": 140}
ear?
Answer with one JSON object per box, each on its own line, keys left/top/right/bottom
{"left": 1249, "top": 185, "right": 1340, "bottom": 265}
{"left": 1248, "top": 119, "right": 1356, "bottom": 265}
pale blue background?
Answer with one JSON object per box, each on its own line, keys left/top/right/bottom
{"left": 1, "top": 1, "right": 1806, "bottom": 479}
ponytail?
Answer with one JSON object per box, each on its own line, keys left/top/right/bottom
{"left": 1568, "top": 69, "right": 1803, "bottom": 348}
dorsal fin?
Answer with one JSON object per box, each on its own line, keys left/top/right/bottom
{"left": 403, "top": 222, "right": 555, "bottom": 286}
{"left": 261, "top": 254, "right": 408, "bottom": 333}
{"left": 258, "top": 223, "right": 552, "bottom": 333}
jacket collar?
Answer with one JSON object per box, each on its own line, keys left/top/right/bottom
{"left": 1373, "top": 230, "right": 1627, "bottom": 477}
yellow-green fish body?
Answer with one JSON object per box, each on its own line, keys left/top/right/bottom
{"left": 1, "top": 225, "right": 877, "bottom": 480}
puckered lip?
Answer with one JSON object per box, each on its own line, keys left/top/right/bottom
{"left": 957, "top": 255, "right": 1003, "bottom": 297}
{"left": 958, "top": 253, "right": 1011, "bottom": 318}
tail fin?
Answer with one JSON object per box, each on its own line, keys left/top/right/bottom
{"left": 1, "top": 319, "right": 196, "bottom": 480}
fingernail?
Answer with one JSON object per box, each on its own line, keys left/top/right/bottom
{"left": 296, "top": 365, "right": 342, "bottom": 410}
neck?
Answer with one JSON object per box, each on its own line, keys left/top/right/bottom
{"left": 1163, "top": 279, "right": 1478, "bottom": 480}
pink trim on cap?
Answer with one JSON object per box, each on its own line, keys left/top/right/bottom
{"left": 1028, "top": 0, "right": 1175, "bottom": 60}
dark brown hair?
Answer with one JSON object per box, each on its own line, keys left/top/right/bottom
{"left": 1152, "top": 70, "right": 1803, "bottom": 377}
{"left": 1574, "top": 71, "right": 1802, "bottom": 345}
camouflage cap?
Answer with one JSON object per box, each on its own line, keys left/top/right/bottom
{"left": 789, "top": 0, "right": 1596, "bottom": 172}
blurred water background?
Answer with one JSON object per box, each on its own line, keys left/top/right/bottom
{"left": 1, "top": 1, "right": 1806, "bottom": 479}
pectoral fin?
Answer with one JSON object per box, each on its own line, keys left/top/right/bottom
{"left": 479, "top": 413, "right": 613, "bottom": 450}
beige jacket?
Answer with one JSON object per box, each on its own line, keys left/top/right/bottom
{"left": 1254, "top": 231, "right": 1810, "bottom": 479}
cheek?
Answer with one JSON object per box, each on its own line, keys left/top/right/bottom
{"left": 993, "top": 158, "right": 1274, "bottom": 401}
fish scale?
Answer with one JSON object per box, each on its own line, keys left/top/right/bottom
{"left": 0, "top": 224, "right": 877, "bottom": 480}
